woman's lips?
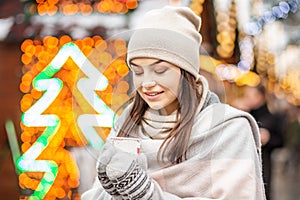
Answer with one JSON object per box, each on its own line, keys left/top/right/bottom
{"left": 144, "top": 91, "right": 163, "bottom": 100}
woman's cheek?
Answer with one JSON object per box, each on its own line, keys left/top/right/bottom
{"left": 132, "top": 76, "right": 142, "bottom": 90}
{"left": 156, "top": 72, "right": 181, "bottom": 95}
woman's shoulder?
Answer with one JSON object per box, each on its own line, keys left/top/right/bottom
{"left": 193, "top": 103, "right": 261, "bottom": 148}
{"left": 197, "top": 103, "right": 256, "bottom": 123}
{"left": 194, "top": 102, "right": 260, "bottom": 139}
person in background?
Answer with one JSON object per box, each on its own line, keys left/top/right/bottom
{"left": 284, "top": 107, "right": 300, "bottom": 176}
{"left": 232, "top": 84, "right": 285, "bottom": 200}
{"left": 82, "top": 6, "right": 266, "bottom": 199}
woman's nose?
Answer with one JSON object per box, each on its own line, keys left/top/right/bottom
{"left": 142, "top": 81, "right": 156, "bottom": 88}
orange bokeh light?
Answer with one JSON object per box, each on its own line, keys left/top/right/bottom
{"left": 20, "top": 35, "right": 130, "bottom": 199}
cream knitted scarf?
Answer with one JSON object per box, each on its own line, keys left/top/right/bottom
{"left": 139, "top": 109, "right": 178, "bottom": 139}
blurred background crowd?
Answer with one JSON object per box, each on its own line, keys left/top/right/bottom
{"left": 0, "top": 0, "right": 300, "bottom": 199}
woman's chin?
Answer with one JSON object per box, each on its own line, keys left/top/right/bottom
{"left": 148, "top": 104, "right": 163, "bottom": 110}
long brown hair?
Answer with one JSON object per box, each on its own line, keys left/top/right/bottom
{"left": 117, "top": 69, "right": 202, "bottom": 164}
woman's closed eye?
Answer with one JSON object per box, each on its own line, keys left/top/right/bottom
{"left": 154, "top": 67, "right": 168, "bottom": 74}
{"left": 132, "top": 68, "right": 168, "bottom": 75}
{"left": 133, "top": 70, "right": 143, "bottom": 76}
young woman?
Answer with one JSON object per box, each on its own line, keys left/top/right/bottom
{"left": 82, "top": 6, "right": 266, "bottom": 200}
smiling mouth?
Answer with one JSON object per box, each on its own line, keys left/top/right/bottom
{"left": 144, "top": 91, "right": 163, "bottom": 96}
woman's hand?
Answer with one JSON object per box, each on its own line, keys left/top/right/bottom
{"left": 97, "top": 139, "right": 153, "bottom": 199}
{"left": 96, "top": 140, "right": 121, "bottom": 198}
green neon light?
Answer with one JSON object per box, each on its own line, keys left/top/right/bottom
{"left": 19, "top": 78, "right": 62, "bottom": 199}
{"left": 18, "top": 42, "right": 116, "bottom": 199}
{"left": 5, "top": 120, "right": 21, "bottom": 175}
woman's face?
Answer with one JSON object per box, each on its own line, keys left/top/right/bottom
{"left": 130, "top": 58, "right": 181, "bottom": 115}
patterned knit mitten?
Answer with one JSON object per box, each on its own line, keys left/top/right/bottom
{"left": 106, "top": 151, "right": 154, "bottom": 200}
{"left": 96, "top": 140, "right": 122, "bottom": 199}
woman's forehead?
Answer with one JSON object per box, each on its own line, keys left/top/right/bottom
{"left": 130, "top": 58, "right": 161, "bottom": 66}
{"left": 130, "top": 58, "right": 178, "bottom": 69}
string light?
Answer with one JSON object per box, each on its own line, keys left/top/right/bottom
{"left": 214, "top": 0, "right": 237, "bottom": 59}
{"left": 32, "top": 0, "right": 140, "bottom": 16}
{"left": 244, "top": 0, "right": 300, "bottom": 35}
{"left": 237, "top": 36, "right": 254, "bottom": 72}
{"left": 189, "top": 0, "right": 205, "bottom": 16}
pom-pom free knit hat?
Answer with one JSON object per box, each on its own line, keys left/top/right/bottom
{"left": 127, "top": 6, "right": 202, "bottom": 79}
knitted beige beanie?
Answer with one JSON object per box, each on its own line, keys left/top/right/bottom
{"left": 127, "top": 6, "right": 202, "bottom": 79}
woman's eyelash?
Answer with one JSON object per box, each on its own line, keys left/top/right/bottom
{"left": 134, "top": 71, "right": 143, "bottom": 75}
{"left": 155, "top": 69, "right": 168, "bottom": 74}
{"left": 132, "top": 67, "right": 168, "bottom": 75}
